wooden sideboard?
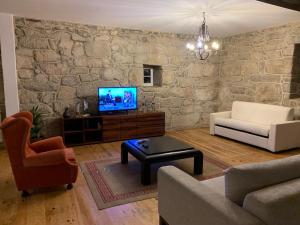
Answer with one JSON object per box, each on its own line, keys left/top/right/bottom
{"left": 62, "top": 111, "right": 165, "bottom": 146}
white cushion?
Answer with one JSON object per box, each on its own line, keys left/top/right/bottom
{"left": 231, "top": 101, "right": 294, "bottom": 126}
{"left": 215, "top": 118, "right": 270, "bottom": 137}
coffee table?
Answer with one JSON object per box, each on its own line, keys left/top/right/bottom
{"left": 121, "top": 136, "right": 203, "bottom": 185}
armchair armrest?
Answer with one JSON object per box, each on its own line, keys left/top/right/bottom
{"left": 210, "top": 111, "right": 231, "bottom": 135}
{"left": 158, "top": 166, "right": 265, "bottom": 225}
{"left": 268, "top": 120, "right": 300, "bottom": 152}
{"left": 30, "top": 136, "right": 65, "bottom": 153}
{"left": 23, "top": 149, "right": 71, "bottom": 167}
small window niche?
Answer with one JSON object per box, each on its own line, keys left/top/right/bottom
{"left": 143, "top": 65, "right": 162, "bottom": 87}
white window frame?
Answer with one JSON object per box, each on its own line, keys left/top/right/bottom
{"left": 143, "top": 67, "right": 154, "bottom": 86}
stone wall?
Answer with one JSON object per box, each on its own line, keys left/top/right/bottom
{"left": 218, "top": 23, "right": 300, "bottom": 115}
{"left": 0, "top": 48, "right": 5, "bottom": 118}
{"left": 15, "top": 17, "right": 219, "bottom": 136}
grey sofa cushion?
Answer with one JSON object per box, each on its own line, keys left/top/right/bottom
{"left": 243, "top": 178, "right": 300, "bottom": 225}
{"left": 225, "top": 155, "right": 300, "bottom": 205}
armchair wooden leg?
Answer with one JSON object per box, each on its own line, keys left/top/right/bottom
{"left": 159, "top": 216, "right": 169, "bottom": 225}
{"left": 66, "top": 183, "right": 73, "bottom": 190}
{"left": 21, "top": 190, "right": 30, "bottom": 197}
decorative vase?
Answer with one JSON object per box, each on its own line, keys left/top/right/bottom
{"left": 63, "top": 107, "right": 71, "bottom": 118}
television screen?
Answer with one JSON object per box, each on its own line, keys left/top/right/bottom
{"left": 98, "top": 87, "right": 138, "bottom": 112}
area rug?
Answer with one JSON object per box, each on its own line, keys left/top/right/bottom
{"left": 80, "top": 155, "right": 229, "bottom": 209}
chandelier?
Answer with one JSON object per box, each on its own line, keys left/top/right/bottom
{"left": 186, "top": 12, "right": 220, "bottom": 60}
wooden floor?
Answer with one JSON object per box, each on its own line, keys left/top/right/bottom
{"left": 1, "top": 128, "right": 300, "bottom": 225}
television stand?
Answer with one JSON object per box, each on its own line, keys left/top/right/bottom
{"left": 62, "top": 111, "right": 165, "bottom": 146}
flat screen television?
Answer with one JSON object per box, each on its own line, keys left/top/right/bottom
{"left": 98, "top": 87, "right": 138, "bottom": 112}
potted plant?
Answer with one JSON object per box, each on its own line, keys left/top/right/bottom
{"left": 30, "top": 106, "right": 42, "bottom": 141}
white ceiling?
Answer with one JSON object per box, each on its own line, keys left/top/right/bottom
{"left": 0, "top": 0, "right": 300, "bottom": 37}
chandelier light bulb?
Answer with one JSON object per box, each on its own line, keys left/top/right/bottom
{"left": 212, "top": 41, "right": 220, "bottom": 50}
{"left": 189, "top": 44, "right": 195, "bottom": 51}
{"left": 197, "top": 41, "right": 203, "bottom": 49}
{"left": 204, "top": 44, "right": 209, "bottom": 50}
{"left": 186, "top": 43, "right": 191, "bottom": 49}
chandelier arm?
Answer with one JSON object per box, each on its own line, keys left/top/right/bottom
{"left": 200, "top": 52, "right": 210, "bottom": 60}
{"left": 186, "top": 11, "right": 219, "bottom": 60}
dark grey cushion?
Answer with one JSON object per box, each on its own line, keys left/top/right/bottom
{"left": 243, "top": 178, "right": 300, "bottom": 225}
{"left": 225, "top": 155, "right": 300, "bottom": 205}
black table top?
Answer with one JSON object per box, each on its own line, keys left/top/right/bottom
{"left": 127, "top": 136, "right": 194, "bottom": 155}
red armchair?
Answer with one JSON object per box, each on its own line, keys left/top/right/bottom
{"left": 0, "top": 112, "right": 78, "bottom": 196}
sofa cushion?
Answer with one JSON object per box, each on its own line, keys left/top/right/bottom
{"left": 243, "top": 178, "right": 300, "bottom": 225}
{"left": 231, "top": 101, "right": 294, "bottom": 126}
{"left": 215, "top": 118, "right": 270, "bottom": 137}
{"left": 225, "top": 155, "right": 300, "bottom": 206}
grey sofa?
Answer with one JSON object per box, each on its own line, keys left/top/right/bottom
{"left": 158, "top": 155, "right": 300, "bottom": 225}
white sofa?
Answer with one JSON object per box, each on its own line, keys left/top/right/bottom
{"left": 210, "top": 101, "right": 300, "bottom": 152}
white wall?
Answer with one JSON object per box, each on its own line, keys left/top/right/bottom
{"left": 0, "top": 13, "right": 19, "bottom": 116}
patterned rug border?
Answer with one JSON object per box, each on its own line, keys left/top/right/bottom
{"left": 80, "top": 154, "right": 230, "bottom": 209}
{"left": 84, "top": 161, "right": 156, "bottom": 204}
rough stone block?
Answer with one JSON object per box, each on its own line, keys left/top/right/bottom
{"left": 231, "top": 86, "right": 246, "bottom": 94}
{"left": 265, "top": 58, "right": 293, "bottom": 74}
{"left": 58, "top": 86, "right": 76, "bottom": 100}
{"left": 76, "top": 83, "right": 99, "bottom": 97}
{"left": 103, "top": 67, "right": 124, "bottom": 81}
{"left": 80, "top": 74, "right": 99, "bottom": 82}
{"left": 255, "top": 83, "right": 282, "bottom": 103}
{"left": 19, "top": 89, "right": 38, "bottom": 104}
{"left": 22, "top": 74, "right": 60, "bottom": 91}
{"left": 171, "top": 113, "right": 200, "bottom": 129}
{"left": 19, "top": 37, "right": 49, "bottom": 49}
{"left": 74, "top": 57, "right": 88, "bottom": 67}
{"left": 34, "top": 50, "right": 60, "bottom": 62}
{"left": 220, "top": 62, "right": 241, "bottom": 76}
{"left": 72, "top": 42, "right": 85, "bottom": 56}
{"left": 61, "top": 76, "right": 80, "bottom": 86}
{"left": 18, "top": 69, "right": 34, "bottom": 79}
{"left": 58, "top": 32, "right": 73, "bottom": 56}
{"left": 16, "top": 55, "right": 34, "bottom": 69}
{"left": 241, "top": 61, "right": 258, "bottom": 75}
{"left": 40, "top": 92, "right": 56, "bottom": 104}
{"left": 85, "top": 39, "right": 111, "bottom": 58}
{"left": 87, "top": 58, "right": 102, "bottom": 68}
{"left": 250, "top": 75, "right": 281, "bottom": 83}
{"left": 195, "top": 88, "right": 218, "bottom": 101}
{"left": 70, "top": 67, "right": 89, "bottom": 75}
{"left": 39, "top": 62, "right": 69, "bottom": 75}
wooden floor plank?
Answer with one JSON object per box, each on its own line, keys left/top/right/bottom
{"left": 0, "top": 128, "right": 299, "bottom": 225}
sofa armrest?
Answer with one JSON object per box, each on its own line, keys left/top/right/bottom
{"left": 268, "top": 120, "right": 300, "bottom": 152}
{"left": 158, "top": 166, "right": 265, "bottom": 225}
{"left": 210, "top": 111, "right": 232, "bottom": 135}
{"left": 30, "top": 136, "right": 65, "bottom": 153}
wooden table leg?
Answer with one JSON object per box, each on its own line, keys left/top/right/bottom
{"left": 194, "top": 152, "right": 203, "bottom": 175}
{"left": 121, "top": 143, "right": 128, "bottom": 164}
{"left": 141, "top": 162, "right": 151, "bottom": 185}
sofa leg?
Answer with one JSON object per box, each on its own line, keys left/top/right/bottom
{"left": 66, "top": 183, "right": 73, "bottom": 190}
{"left": 159, "top": 216, "right": 169, "bottom": 225}
{"left": 21, "top": 190, "right": 30, "bottom": 197}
